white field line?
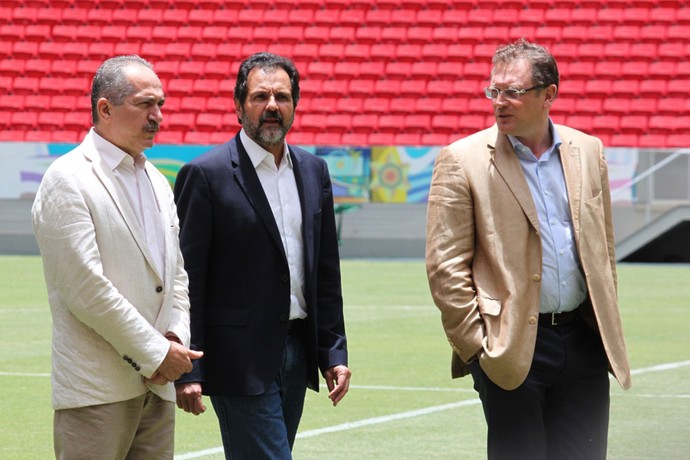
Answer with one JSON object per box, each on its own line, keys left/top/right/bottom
{"left": 2, "top": 361, "right": 688, "bottom": 459}
{"left": 0, "top": 371, "right": 50, "bottom": 377}
{"left": 174, "top": 400, "right": 482, "bottom": 460}
{"left": 630, "top": 360, "right": 690, "bottom": 375}
{"left": 174, "top": 359, "right": 690, "bottom": 460}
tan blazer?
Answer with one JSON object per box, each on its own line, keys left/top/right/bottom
{"left": 426, "top": 124, "right": 631, "bottom": 391}
{"left": 32, "top": 130, "right": 191, "bottom": 410}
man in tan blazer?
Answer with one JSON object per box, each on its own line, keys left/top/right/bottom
{"left": 426, "top": 39, "right": 630, "bottom": 460}
{"left": 32, "top": 55, "right": 201, "bottom": 459}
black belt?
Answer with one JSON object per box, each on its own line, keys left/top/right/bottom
{"left": 287, "top": 318, "right": 306, "bottom": 333}
{"left": 539, "top": 309, "right": 579, "bottom": 327}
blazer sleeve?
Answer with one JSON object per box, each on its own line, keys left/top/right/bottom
{"left": 425, "top": 146, "right": 485, "bottom": 363}
{"left": 32, "top": 163, "right": 170, "bottom": 379}
{"left": 313, "top": 159, "right": 349, "bottom": 371}
{"left": 173, "top": 161, "right": 213, "bottom": 382}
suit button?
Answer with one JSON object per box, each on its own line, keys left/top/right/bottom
{"left": 281, "top": 275, "right": 289, "bottom": 283}
{"left": 279, "top": 314, "right": 288, "bottom": 322}
{"left": 532, "top": 274, "right": 541, "bottom": 282}
{"left": 135, "top": 366, "right": 141, "bottom": 372}
{"left": 156, "top": 286, "right": 163, "bottom": 293}
{"left": 528, "top": 316, "right": 537, "bottom": 325}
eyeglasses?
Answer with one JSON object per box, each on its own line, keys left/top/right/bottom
{"left": 484, "top": 85, "right": 546, "bottom": 100}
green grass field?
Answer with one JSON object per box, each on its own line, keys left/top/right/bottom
{"left": 1, "top": 256, "right": 689, "bottom": 459}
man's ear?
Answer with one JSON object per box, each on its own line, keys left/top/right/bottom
{"left": 97, "top": 97, "right": 112, "bottom": 123}
{"left": 234, "top": 99, "right": 243, "bottom": 125}
{"left": 544, "top": 84, "right": 558, "bottom": 108}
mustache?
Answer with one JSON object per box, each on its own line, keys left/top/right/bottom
{"left": 260, "top": 112, "right": 283, "bottom": 124}
{"left": 144, "top": 121, "right": 160, "bottom": 132}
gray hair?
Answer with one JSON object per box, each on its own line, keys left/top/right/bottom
{"left": 90, "top": 55, "right": 155, "bottom": 124}
{"left": 492, "top": 38, "right": 559, "bottom": 93}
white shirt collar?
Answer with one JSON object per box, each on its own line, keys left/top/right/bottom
{"left": 90, "top": 127, "right": 145, "bottom": 171}
{"left": 239, "top": 129, "right": 292, "bottom": 170}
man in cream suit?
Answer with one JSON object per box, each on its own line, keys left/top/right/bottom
{"left": 32, "top": 55, "right": 201, "bottom": 459}
{"left": 426, "top": 39, "right": 631, "bottom": 460}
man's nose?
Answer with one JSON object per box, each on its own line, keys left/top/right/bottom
{"left": 150, "top": 104, "right": 163, "bottom": 122}
{"left": 266, "top": 94, "right": 279, "bottom": 110}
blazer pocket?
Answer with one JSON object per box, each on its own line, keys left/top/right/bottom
{"left": 206, "top": 307, "right": 250, "bottom": 327}
{"left": 477, "top": 296, "right": 501, "bottom": 317}
{"left": 584, "top": 191, "right": 603, "bottom": 210}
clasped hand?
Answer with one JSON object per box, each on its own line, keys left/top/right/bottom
{"left": 145, "top": 340, "right": 203, "bottom": 385}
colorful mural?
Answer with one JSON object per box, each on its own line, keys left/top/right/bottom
{"left": 1, "top": 142, "right": 639, "bottom": 203}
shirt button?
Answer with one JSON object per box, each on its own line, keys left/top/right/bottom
{"left": 156, "top": 286, "right": 163, "bottom": 293}
{"left": 532, "top": 274, "right": 541, "bottom": 282}
{"left": 528, "top": 316, "right": 537, "bottom": 325}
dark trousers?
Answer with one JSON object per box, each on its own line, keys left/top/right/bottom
{"left": 470, "top": 318, "right": 610, "bottom": 460}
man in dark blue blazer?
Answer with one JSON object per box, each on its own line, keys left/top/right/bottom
{"left": 173, "top": 53, "right": 351, "bottom": 459}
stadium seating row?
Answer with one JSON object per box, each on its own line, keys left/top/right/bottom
{"left": 2, "top": 0, "right": 689, "bottom": 148}
{"left": 5, "top": 5, "right": 690, "bottom": 28}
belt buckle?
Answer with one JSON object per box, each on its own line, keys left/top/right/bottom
{"left": 551, "top": 312, "right": 558, "bottom": 326}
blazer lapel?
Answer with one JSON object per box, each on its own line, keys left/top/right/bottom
{"left": 558, "top": 134, "right": 583, "bottom": 241}
{"left": 489, "top": 133, "right": 541, "bottom": 232}
{"left": 83, "top": 141, "right": 162, "bottom": 280}
{"left": 230, "top": 137, "right": 287, "bottom": 261}
{"left": 289, "top": 147, "right": 314, "bottom": 278}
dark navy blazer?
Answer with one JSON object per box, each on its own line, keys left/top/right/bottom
{"left": 174, "top": 133, "right": 348, "bottom": 396}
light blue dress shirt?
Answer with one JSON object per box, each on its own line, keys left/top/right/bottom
{"left": 509, "top": 120, "right": 587, "bottom": 313}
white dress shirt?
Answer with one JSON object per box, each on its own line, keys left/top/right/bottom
{"left": 95, "top": 129, "right": 166, "bottom": 278}
{"left": 240, "top": 129, "right": 307, "bottom": 320}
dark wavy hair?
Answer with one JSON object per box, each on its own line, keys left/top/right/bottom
{"left": 234, "top": 52, "right": 301, "bottom": 109}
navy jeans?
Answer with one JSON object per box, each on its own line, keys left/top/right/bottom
{"left": 471, "top": 318, "right": 610, "bottom": 460}
{"left": 211, "top": 331, "right": 308, "bottom": 460}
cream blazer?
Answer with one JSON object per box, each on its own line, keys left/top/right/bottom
{"left": 426, "top": 124, "right": 631, "bottom": 391}
{"left": 32, "top": 130, "right": 191, "bottom": 410}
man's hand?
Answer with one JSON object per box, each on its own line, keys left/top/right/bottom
{"left": 324, "top": 365, "right": 351, "bottom": 407}
{"left": 154, "top": 342, "right": 203, "bottom": 383}
{"left": 176, "top": 382, "right": 206, "bottom": 415}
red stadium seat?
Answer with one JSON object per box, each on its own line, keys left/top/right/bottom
{"left": 638, "top": 134, "right": 666, "bottom": 148}
{"left": 12, "top": 77, "right": 39, "bottom": 95}
{"left": 610, "top": 133, "right": 638, "bottom": 147}
{"left": 184, "top": 131, "right": 212, "bottom": 145}
{"left": 175, "top": 59, "right": 203, "bottom": 79}
{"left": 11, "top": 111, "right": 38, "bottom": 130}
{"left": 63, "top": 111, "right": 90, "bottom": 131}
{"left": 335, "top": 97, "right": 363, "bottom": 114}
{"left": 343, "top": 44, "right": 370, "bottom": 62}
{"left": 167, "top": 112, "right": 196, "bottom": 131}
{"left": 204, "top": 61, "right": 232, "bottom": 79}
{"left": 341, "top": 132, "right": 369, "bottom": 146}
{"left": 325, "top": 114, "right": 352, "bottom": 133}
{"left": 431, "top": 114, "right": 458, "bottom": 133}
{"left": 603, "top": 98, "right": 631, "bottom": 114}
{"left": 38, "top": 111, "right": 65, "bottom": 130}
{"left": 166, "top": 78, "right": 194, "bottom": 97}
{"left": 195, "top": 113, "right": 223, "bottom": 132}
{"left": 192, "top": 79, "right": 219, "bottom": 97}
{"left": 620, "top": 115, "right": 649, "bottom": 132}
{"left": 405, "top": 114, "right": 430, "bottom": 131}
{"left": 394, "top": 132, "right": 422, "bottom": 146}
{"left": 348, "top": 79, "right": 376, "bottom": 97}
{"left": 314, "top": 132, "right": 343, "bottom": 146}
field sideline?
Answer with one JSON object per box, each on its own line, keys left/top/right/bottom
{"left": 1, "top": 256, "right": 689, "bottom": 459}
